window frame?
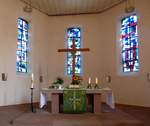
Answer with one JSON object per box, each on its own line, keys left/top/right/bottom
{"left": 120, "top": 13, "right": 139, "bottom": 74}
{"left": 16, "top": 17, "right": 29, "bottom": 73}
{"left": 66, "top": 27, "right": 82, "bottom": 76}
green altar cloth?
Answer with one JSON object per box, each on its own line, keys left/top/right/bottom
{"left": 63, "top": 89, "right": 86, "bottom": 113}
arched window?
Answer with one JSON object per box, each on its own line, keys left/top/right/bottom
{"left": 121, "top": 14, "right": 139, "bottom": 72}
{"left": 16, "top": 18, "right": 29, "bottom": 73}
{"left": 67, "top": 27, "right": 81, "bottom": 75}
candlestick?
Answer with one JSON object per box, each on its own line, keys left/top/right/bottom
{"left": 88, "top": 77, "right": 91, "bottom": 84}
{"left": 30, "top": 87, "right": 35, "bottom": 112}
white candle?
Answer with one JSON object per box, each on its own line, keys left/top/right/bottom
{"left": 88, "top": 77, "right": 91, "bottom": 84}
{"left": 31, "top": 83, "right": 34, "bottom": 88}
{"left": 31, "top": 73, "right": 34, "bottom": 81}
{"left": 95, "top": 77, "right": 98, "bottom": 84}
{"left": 31, "top": 73, "right": 34, "bottom": 88}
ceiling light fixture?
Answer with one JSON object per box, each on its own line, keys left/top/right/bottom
{"left": 125, "top": 0, "right": 135, "bottom": 13}
{"left": 23, "top": 0, "right": 32, "bottom": 13}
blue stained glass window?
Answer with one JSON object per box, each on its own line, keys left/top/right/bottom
{"left": 16, "top": 18, "right": 29, "bottom": 73}
{"left": 67, "top": 27, "right": 81, "bottom": 75}
{"left": 121, "top": 14, "right": 139, "bottom": 72}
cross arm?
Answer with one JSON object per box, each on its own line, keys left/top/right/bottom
{"left": 58, "top": 48, "right": 90, "bottom": 52}
{"left": 58, "top": 49, "right": 74, "bottom": 52}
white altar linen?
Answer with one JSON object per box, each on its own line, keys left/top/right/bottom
{"left": 40, "top": 87, "right": 115, "bottom": 109}
{"left": 104, "top": 88, "right": 115, "bottom": 109}
{"left": 40, "top": 92, "right": 47, "bottom": 108}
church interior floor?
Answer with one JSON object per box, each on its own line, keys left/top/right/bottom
{"left": 0, "top": 103, "right": 149, "bottom": 126}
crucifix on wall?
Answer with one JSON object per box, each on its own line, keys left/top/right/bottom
{"left": 58, "top": 38, "right": 90, "bottom": 83}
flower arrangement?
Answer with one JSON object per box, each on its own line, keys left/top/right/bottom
{"left": 71, "top": 75, "right": 82, "bottom": 85}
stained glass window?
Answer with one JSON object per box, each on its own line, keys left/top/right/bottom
{"left": 121, "top": 14, "right": 139, "bottom": 72}
{"left": 16, "top": 18, "right": 29, "bottom": 73}
{"left": 67, "top": 27, "right": 81, "bottom": 75}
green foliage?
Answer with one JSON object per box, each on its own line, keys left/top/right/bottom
{"left": 53, "top": 77, "right": 64, "bottom": 85}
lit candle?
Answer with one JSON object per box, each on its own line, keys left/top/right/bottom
{"left": 31, "top": 83, "right": 34, "bottom": 89}
{"left": 95, "top": 77, "right": 98, "bottom": 84}
{"left": 31, "top": 73, "right": 34, "bottom": 81}
{"left": 88, "top": 77, "right": 91, "bottom": 84}
{"left": 31, "top": 73, "right": 34, "bottom": 88}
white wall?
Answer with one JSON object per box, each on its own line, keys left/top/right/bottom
{"left": 99, "top": 0, "right": 150, "bottom": 107}
{"left": 0, "top": 0, "right": 150, "bottom": 107}
{"left": 46, "top": 14, "right": 103, "bottom": 85}
{"left": 47, "top": 0, "right": 150, "bottom": 107}
{"left": 0, "top": 0, "right": 50, "bottom": 106}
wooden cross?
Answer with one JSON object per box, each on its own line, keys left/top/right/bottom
{"left": 58, "top": 38, "right": 90, "bottom": 82}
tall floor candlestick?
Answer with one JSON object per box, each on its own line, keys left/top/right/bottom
{"left": 30, "top": 87, "right": 34, "bottom": 112}
{"left": 30, "top": 87, "right": 36, "bottom": 113}
{"left": 30, "top": 73, "right": 35, "bottom": 113}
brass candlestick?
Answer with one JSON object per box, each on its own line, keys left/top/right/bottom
{"left": 94, "top": 83, "right": 99, "bottom": 89}
{"left": 87, "top": 83, "right": 92, "bottom": 89}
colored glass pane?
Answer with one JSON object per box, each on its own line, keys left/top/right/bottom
{"left": 67, "top": 27, "right": 81, "bottom": 75}
{"left": 16, "top": 18, "right": 29, "bottom": 73}
{"left": 121, "top": 15, "right": 139, "bottom": 72}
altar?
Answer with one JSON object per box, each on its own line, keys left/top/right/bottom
{"left": 40, "top": 87, "right": 115, "bottom": 114}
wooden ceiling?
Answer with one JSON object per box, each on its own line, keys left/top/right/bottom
{"left": 20, "top": 0, "right": 125, "bottom": 16}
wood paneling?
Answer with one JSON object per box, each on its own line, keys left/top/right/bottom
{"left": 20, "top": 0, "right": 125, "bottom": 16}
